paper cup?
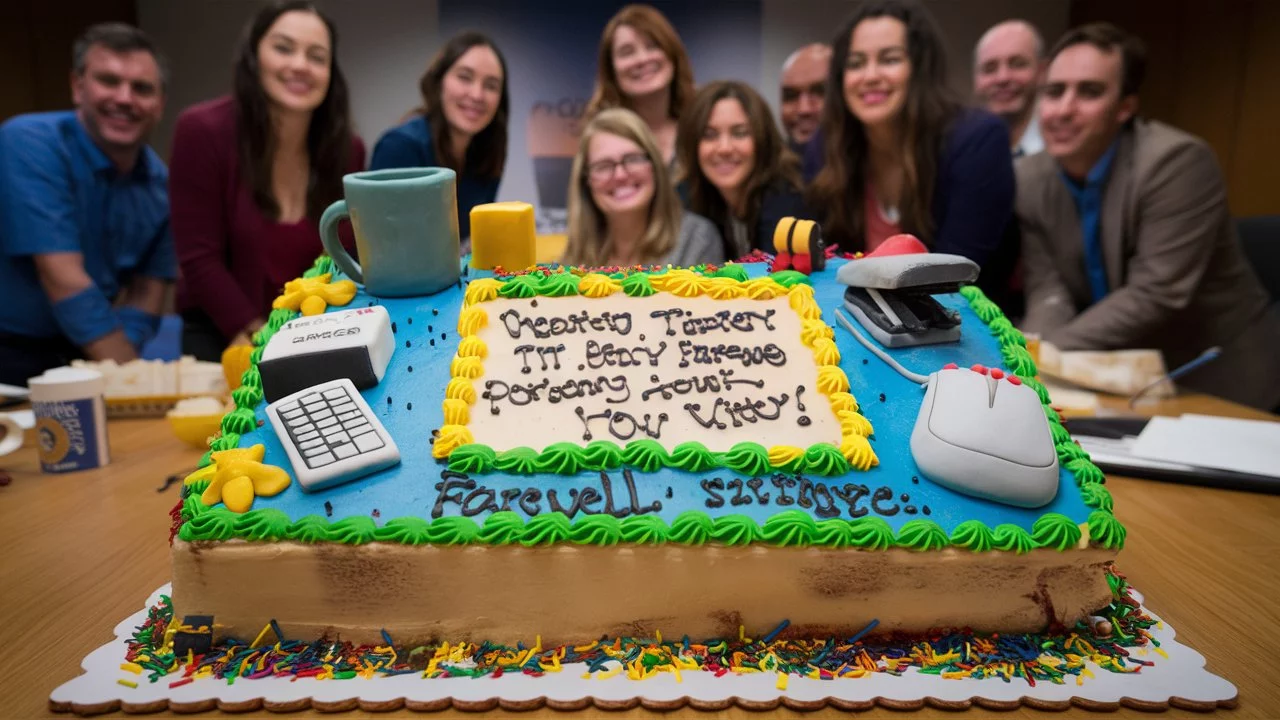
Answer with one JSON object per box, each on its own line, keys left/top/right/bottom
{"left": 29, "top": 367, "right": 110, "bottom": 473}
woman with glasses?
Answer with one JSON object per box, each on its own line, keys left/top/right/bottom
{"left": 562, "top": 108, "right": 722, "bottom": 267}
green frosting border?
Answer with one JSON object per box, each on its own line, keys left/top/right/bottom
{"left": 180, "top": 262, "right": 1123, "bottom": 553}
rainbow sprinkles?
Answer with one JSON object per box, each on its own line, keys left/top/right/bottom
{"left": 434, "top": 266, "right": 878, "bottom": 476}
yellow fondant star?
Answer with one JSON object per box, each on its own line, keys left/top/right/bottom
{"left": 183, "top": 444, "right": 292, "bottom": 513}
{"left": 271, "top": 273, "right": 358, "bottom": 316}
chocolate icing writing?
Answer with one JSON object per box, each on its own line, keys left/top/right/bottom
{"left": 640, "top": 368, "right": 763, "bottom": 401}
{"left": 649, "top": 308, "right": 777, "bottom": 336}
{"left": 576, "top": 407, "right": 669, "bottom": 442}
{"left": 514, "top": 343, "right": 565, "bottom": 374}
{"left": 585, "top": 339, "right": 667, "bottom": 368}
{"left": 677, "top": 340, "right": 787, "bottom": 368}
{"left": 499, "top": 308, "right": 633, "bottom": 340}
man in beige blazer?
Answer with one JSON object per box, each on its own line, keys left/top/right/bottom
{"left": 1017, "top": 23, "right": 1280, "bottom": 410}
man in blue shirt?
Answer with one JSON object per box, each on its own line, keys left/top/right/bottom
{"left": 1016, "top": 24, "right": 1280, "bottom": 410}
{"left": 0, "top": 23, "right": 173, "bottom": 385}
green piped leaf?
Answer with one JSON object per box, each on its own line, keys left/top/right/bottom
{"left": 180, "top": 508, "right": 236, "bottom": 542}
{"left": 621, "top": 439, "right": 669, "bottom": 473}
{"left": 813, "top": 519, "right": 855, "bottom": 548}
{"left": 374, "top": 516, "right": 432, "bottom": 545}
{"left": 896, "top": 519, "right": 949, "bottom": 551}
{"left": 536, "top": 272, "right": 581, "bottom": 297}
{"left": 1081, "top": 483, "right": 1114, "bottom": 512}
{"left": 328, "top": 516, "right": 377, "bottom": 545}
{"left": 449, "top": 444, "right": 497, "bottom": 474}
{"left": 534, "top": 442, "right": 584, "bottom": 475}
{"left": 232, "top": 384, "right": 263, "bottom": 409}
{"left": 581, "top": 441, "right": 623, "bottom": 470}
{"left": 1066, "top": 457, "right": 1106, "bottom": 485}
{"left": 801, "top": 444, "right": 850, "bottom": 476}
{"left": 240, "top": 366, "right": 262, "bottom": 391}
{"left": 209, "top": 432, "right": 241, "bottom": 453}
{"left": 760, "top": 510, "right": 817, "bottom": 547}
{"left": 621, "top": 273, "right": 656, "bottom": 297}
{"left": 1031, "top": 513, "right": 1082, "bottom": 551}
{"left": 1055, "top": 441, "right": 1090, "bottom": 463}
{"left": 667, "top": 511, "right": 714, "bottom": 544}
{"left": 709, "top": 514, "right": 762, "bottom": 545}
{"left": 570, "top": 515, "right": 621, "bottom": 545}
{"left": 498, "top": 274, "right": 539, "bottom": 299}
{"left": 768, "top": 269, "right": 810, "bottom": 287}
{"left": 669, "top": 442, "right": 718, "bottom": 473}
{"left": 847, "top": 517, "right": 895, "bottom": 550}
{"left": 620, "top": 514, "right": 668, "bottom": 544}
{"left": 723, "top": 442, "right": 770, "bottom": 477}
{"left": 1021, "top": 376, "right": 1052, "bottom": 405}
{"left": 521, "top": 513, "right": 572, "bottom": 546}
{"left": 288, "top": 515, "right": 332, "bottom": 544}
{"left": 234, "top": 509, "right": 291, "bottom": 541}
{"left": 425, "top": 516, "right": 479, "bottom": 545}
{"left": 477, "top": 511, "right": 525, "bottom": 544}
{"left": 494, "top": 447, "right": 539, "bottom": 474}
{"left": 991, "top": 523, "right": 1035, "bottom": 553}
{"left": 1087, "top": 510, "right": 1126, "bottom": 549}
{"left": 1001, "top": 343, "right": 1038, "bottom": 378}
{"left": 950, "top": 520, "right": 995, "bottom": 552}
{"left": 1049, "top": 420, "right": 1073, "bottom": 446}
{"left": 709, "top": 264, "right": 749, "bottom": 282}
{"left": 220, "top": 407, "right": 257, "bottom": 436}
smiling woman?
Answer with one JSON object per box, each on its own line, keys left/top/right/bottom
{"left": 585, "top": 5, "right": 696, "bottom": 172}
{"left": 169, "top": 0, "right": 366, "bottom": 363}
{"left": 370, "top": 31, "right": 510, "bottom": 241}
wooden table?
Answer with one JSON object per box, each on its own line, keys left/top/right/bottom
{"left": 2, "top": 394, "right": 1277, "bottom": 718}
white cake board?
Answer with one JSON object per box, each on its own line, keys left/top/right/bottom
{"left": 50, "top": 584, "right": 1237, "bottom": 714}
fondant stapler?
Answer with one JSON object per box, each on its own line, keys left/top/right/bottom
{"left": 835, "top": 234, "right": 979, "bottom": 348}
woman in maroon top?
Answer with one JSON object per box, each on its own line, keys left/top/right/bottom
{"left": 170, "top": 0, "right": 365, "bottom": 361}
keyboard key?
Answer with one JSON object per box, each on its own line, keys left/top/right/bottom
{"left": 304, "top": 401, "right": 326, "bottom": 414}
{"left": 323, "top": 430, "right": 350, "bottom": 444}
{"left": 317, "top": 416, "right": 339, "bottom": 429}
{"left": 281, "top": 407, "right": 304, "bottom": 419}
{"left": 307, "top": 451, "right": 336, "bottom": 467}
{"left": 296, "top": 430, "right": 320, "bottom": 443}
{"left": 311, "top": 408, "right": 334, "bottom": 420}
{"left": 301, "top": 393, "right": 322, "bottom": 405}
{"left": 333, "top": 443, "right": 357, "bottom": 459}
{"left": 286, "top": 414, "right": 310, "bottom": 427}
{"left": 299, "top": 438, "right": 324, "bottom": 450}
{"left": 346, "top": 421, "right": 372, "bottom": 435}
{"left": 322, "top": 387, "right": 347, "bottom": 399}
{"left": 303, "top": 444, "right": 329, "bottom": 457}
{"left": 354, "top": 432, "right": 384, "bottom": 452}
{"left": 330, "top": 402, "right": 356, "bottom": 415}
{"left": 293, "top": 423, "right": 316, "bottom": 436}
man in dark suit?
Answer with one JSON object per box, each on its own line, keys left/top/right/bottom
{"left": 1017, "top": 23, "right": 1280, "bottom": 409}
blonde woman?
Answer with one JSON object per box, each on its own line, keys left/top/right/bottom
{"left": 563, "top": 108, "right": 722, "bottom": 268}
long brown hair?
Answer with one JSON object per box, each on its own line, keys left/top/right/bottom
{"left": 676, "top": 81, "right": 801, "bottom": 256}
{"left": 563, "top": 108, "right": 684, "bottom": 266}
{"left": 584, "top": 4, "right": 695, "bottom": 121}
{"left": 808, "top": 0, "right": 961, "bottom": 250}
{"left": 416, "top": 31, "right": 509, "bottom": 179}
{"left": 233, "top": 0, "right": 352, "bottom": 221}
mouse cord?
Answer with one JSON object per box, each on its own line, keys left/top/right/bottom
{"left": 833, "top": 307, "right": 931, "bottom": 386}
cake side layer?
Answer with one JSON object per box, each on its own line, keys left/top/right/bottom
{"left": 172, "top": 538, "right": 1117, "bottom": 647}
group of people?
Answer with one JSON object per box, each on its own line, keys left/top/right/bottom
{"left": 1, "top": 0, "right": 1276, "bottom": 409}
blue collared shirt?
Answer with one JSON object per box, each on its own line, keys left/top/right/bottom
{"left": 0, "top": 111, "right": 174, "bottom": 339}
{"left": 1060, "top": 141, "right": 1118, "bottom": 304}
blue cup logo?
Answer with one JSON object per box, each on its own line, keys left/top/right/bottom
{"left": 34, "top": 398, "right": 103, "bottom": 473}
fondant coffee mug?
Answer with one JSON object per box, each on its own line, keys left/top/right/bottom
{"left": 320, "top": 167, "right": 461, "bottom": 297}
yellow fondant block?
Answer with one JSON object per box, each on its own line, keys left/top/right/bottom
{"left": 470, "top": 201, "right": 536, "bottom": 270}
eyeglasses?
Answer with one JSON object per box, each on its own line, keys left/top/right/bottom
{"left": 586, "top": 153, "right": 652, "bottom": 184}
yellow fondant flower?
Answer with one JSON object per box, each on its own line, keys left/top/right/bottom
{"left": 189, "top": 444, "right": 292, "bottom": 514}
{"left": 271, "top": 273, "right": 357, "bottom": 316}
{"left": 465, "top": 278, "right": 503, "bottom": 306}
{"left": 433, "top": 424, "right": 474, "bottom": 458}
{"left": 445, "top": 377, "right": 477, "bottom": 404}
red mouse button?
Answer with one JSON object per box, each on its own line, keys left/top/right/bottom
{"left": 990, "top": 368, "right": 1005, "bottom": 379}
{"left": 1007, "top": 375, "right": 1022, "bottom": 385}
{"left": 865, "top": 234, "right": 928, "bottom": 258}
{"left": 943, "top": 363, "right": 958, "bottom": 370}
{"left": 971, "top": 364, "right": 987, "bottom": 374}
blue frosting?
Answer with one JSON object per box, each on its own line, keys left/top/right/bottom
{"left": 232, "top": 261, "right": 1090, "bottom": 534}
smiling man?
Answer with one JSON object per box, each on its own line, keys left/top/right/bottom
{"left": 779, "top": 43, "right": 831, "bottom": 151}
{"left": 1017, "top": 23, "right": 1280, "bottom": 409}
{"left": 974, "top": 20, "right": 1044, "bottom": 157}
{"left": 0, "top": 23, "right": 174, "bottom": 385}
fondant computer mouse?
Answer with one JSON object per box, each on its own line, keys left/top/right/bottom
{"left": 909, "top": 365, "right": 1059, "bottom": 508}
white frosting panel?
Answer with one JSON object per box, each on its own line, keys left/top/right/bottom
{"left": 468, "top": 294, "right": 841, "bottom": 452}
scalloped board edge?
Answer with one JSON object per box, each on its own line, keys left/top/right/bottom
{"left": 49, "top": 583, "right": 1237, "bottom": 716}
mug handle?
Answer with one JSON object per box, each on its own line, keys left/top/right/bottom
{"left": 320, "top": 200, "right": 363, "bottom": 283}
